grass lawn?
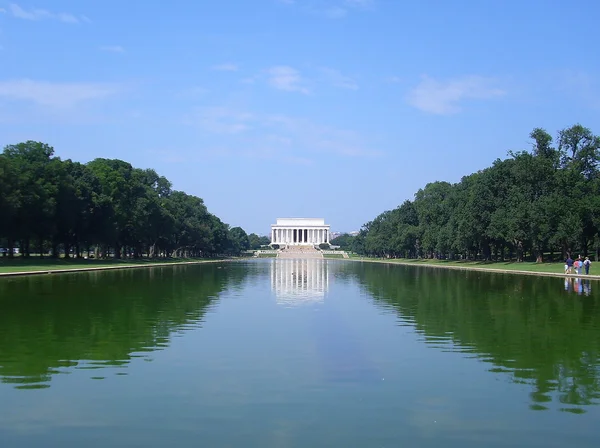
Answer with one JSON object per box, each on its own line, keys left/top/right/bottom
{"left": 348, "top": 256, "right": 591, "bottom": 275}
{"left": 0, "top": 257, "right": 218, "bottom": 274}
{"left": 323, "top": 254, "right": 346, "bottom": 259}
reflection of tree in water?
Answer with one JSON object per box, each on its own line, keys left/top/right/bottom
{"left": 347, "top": 262, "right": 600, "bottom": 413}
{"left": 0, "top": 263, "right": 249, "bottom": 389}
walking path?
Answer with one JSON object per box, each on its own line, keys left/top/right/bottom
{"left": 348, "top": 258, "right": 600, "bottom": 280}
{"left": 0, "top": 259, "right": 228, "bottom": 278}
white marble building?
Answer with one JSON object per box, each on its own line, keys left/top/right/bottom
{"left": 270, "top": 218, "right": 330, "bottom": 246}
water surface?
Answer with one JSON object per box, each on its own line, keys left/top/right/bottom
{"left": 0, "top": 259, "right": 599, "bottom": 447}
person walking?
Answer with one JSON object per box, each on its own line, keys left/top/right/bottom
{"left": 565, "top": 256, "right": 574, "bottom": 274}
{"left": 584, "top": 257, "right": 591, "bottom": 275}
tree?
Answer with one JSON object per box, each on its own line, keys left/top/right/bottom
{"left": 229, "top": 227, "right": 250, "bottom": 254}
{"left": 0, "top": 141, "right": 250, "bottom": 260}
{"left": 354, "top": 125, "right": 600, "bottom": 262}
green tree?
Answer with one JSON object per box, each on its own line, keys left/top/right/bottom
{"left": 229, "top": 227, "right": 250, "bottom": 254}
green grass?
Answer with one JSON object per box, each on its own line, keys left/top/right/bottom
{"left": 348, "top": 256, "right": 590, "bottom": 275}
{"left": 0, "top": 257, "right": 218, "bottom": 274}
{"left": 257, "top": 253, "right": 278, "bottom": 258}
{"left": 323, "top": 254, "right": 345, "bottom": 259}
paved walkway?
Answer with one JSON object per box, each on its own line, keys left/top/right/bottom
{"left": 0, "top": 259, "right": 227, "bottom": 278}
{"left": 349, "top": 258, "right": 600, "bottom": 280}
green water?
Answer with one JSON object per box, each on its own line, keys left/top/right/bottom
{"left": 0, "top": 259, "right": 599, "bottom": 447}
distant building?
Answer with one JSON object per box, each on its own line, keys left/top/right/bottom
{"left": 270, "top": 218, "right": 330, "bottom": 246}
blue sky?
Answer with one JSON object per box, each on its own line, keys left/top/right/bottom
{"left": 0, "top": 0, "right": 598, "bottom": 235}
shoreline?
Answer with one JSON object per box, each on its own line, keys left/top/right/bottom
{"left": 347, "top": 258, "right": 600, "bottom": 280}
{"left": 0, "top": 259, "right": 232, "bottom": 278}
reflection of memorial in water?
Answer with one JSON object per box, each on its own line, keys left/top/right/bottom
{"left": 271, "top": 258, "right": 329, "bottom": 306}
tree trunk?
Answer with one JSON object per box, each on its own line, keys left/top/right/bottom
{"left": 23, "top": 238, "right": 30, "bottom": 257}
{"left": 38, "top": 237, "right": 44, "bottom": 259}
{"left": 51, "top": 242, "right": 59, "bottom": 258}
{"left": 535, "top": 247, "right": 543, "bottom": 263}
{"left": 7, "top": 238, "right": 14, "bottom": 258}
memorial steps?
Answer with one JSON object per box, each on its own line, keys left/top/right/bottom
{"left": 278, "top": 246, "right": 323, "bottom": 259}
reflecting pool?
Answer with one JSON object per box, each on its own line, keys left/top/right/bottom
{"left": 0, "top": 259, "right": 599, "bottom": 447}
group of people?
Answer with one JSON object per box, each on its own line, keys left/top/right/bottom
{"left": 564, "top": 255, "right": 592, "bottom": 275}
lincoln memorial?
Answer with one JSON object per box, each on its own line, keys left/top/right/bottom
{"left": 270, "top": 218, "right": 330, "bottom": 246}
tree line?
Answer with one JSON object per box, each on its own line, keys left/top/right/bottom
{"left": 333, "top": 124, "right": 600, "bottom": 262}
{"left": 0, "top": 141, "right": 262, "bottom": 259}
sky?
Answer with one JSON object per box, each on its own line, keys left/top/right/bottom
{"left": 0, "top": 0, "right": 599, "bottom": 235}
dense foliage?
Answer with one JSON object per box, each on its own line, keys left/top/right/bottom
{"left": 0, "top": 141, "right": 251, "bottom": 258}
{"left": 353, "top": 125, "right": 600, "bottom": 261}
{"left": 248, "top": 233, "right": 271, "bottom": 250}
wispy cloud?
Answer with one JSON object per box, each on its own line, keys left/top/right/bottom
{"left": 266, "top": 66, "right": 310, "bottom": 94}
{"left": 386, "top": 76, "right": 403, "bottom": 84}
{"left": 556, "top": 70, "right": 599, "bottom": 109}
{"left": 297, "top": 0, "right": 375, "bottom": 19}
{"left": 276, "top": 0, "right": 374, "bottom": 18}
{"left": 185, "top": 105, "right": 382, "bottom": 162}
{"left": 0, "top": 79, "right": 121, "bottom": 108}
{"left": 6, "top": 3, "right": 84, "bottom": 23}
{"left": 323, "top": 7, "right": 347, "bottom": 18}
{"left": 345, "top": 0, "right": 375, "bottom": 7}
{"left": 99, "top": 45, "right": 125, "bottom": 53}
{"left": 407, "top": 75, "right": 505, "bottom": 114}
{"left": 184, "top": 107, "right": 255, "bottom": 134}
{"left": 320, "top": 67, "right": 358, "bottom": 90}
{"left": 211, "top": 63, "right": 239, "bottom": 71}
{"left": 266, "top": 114, "right": 381, "bottom": 157}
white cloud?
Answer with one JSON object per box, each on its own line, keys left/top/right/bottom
{"left": 7, "top": 3, "right": 83, "bottom": 23}
{"left": 320, "top": 67, "right": 358, "bottom": 90}
{"left": 99, "top": 45, "right": 125, "bottom": 53}
{"left": 185, "top": 106, "right": 382, "bottom": 160}
{"left": 266, "top": 66, "right": 310, "bottom": 94}
{"left": 265, "top": 114, "right": 381, "bottom": 157}
{"left": 407, "top": 75, "right": 505, "bottom": 114}
{"left": 345, "top": 0, "right": 374, "bottom": 7}
{"left": 0, "top": 79, "right": 120, "bottom": 108}
{"left": 323, "top": 6, "right": 347, "bottom": 18}
{"left": 211, "top": 63, "right": 239, "bottom": 71}
{"left": 280, "top": 0, "right": 374, "bottom": 18}
{"left": 556, "top": 70, "right": 599, "bottom": 109}
{"left": 185, "top": 107, "right": 255, "bottom": 134}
